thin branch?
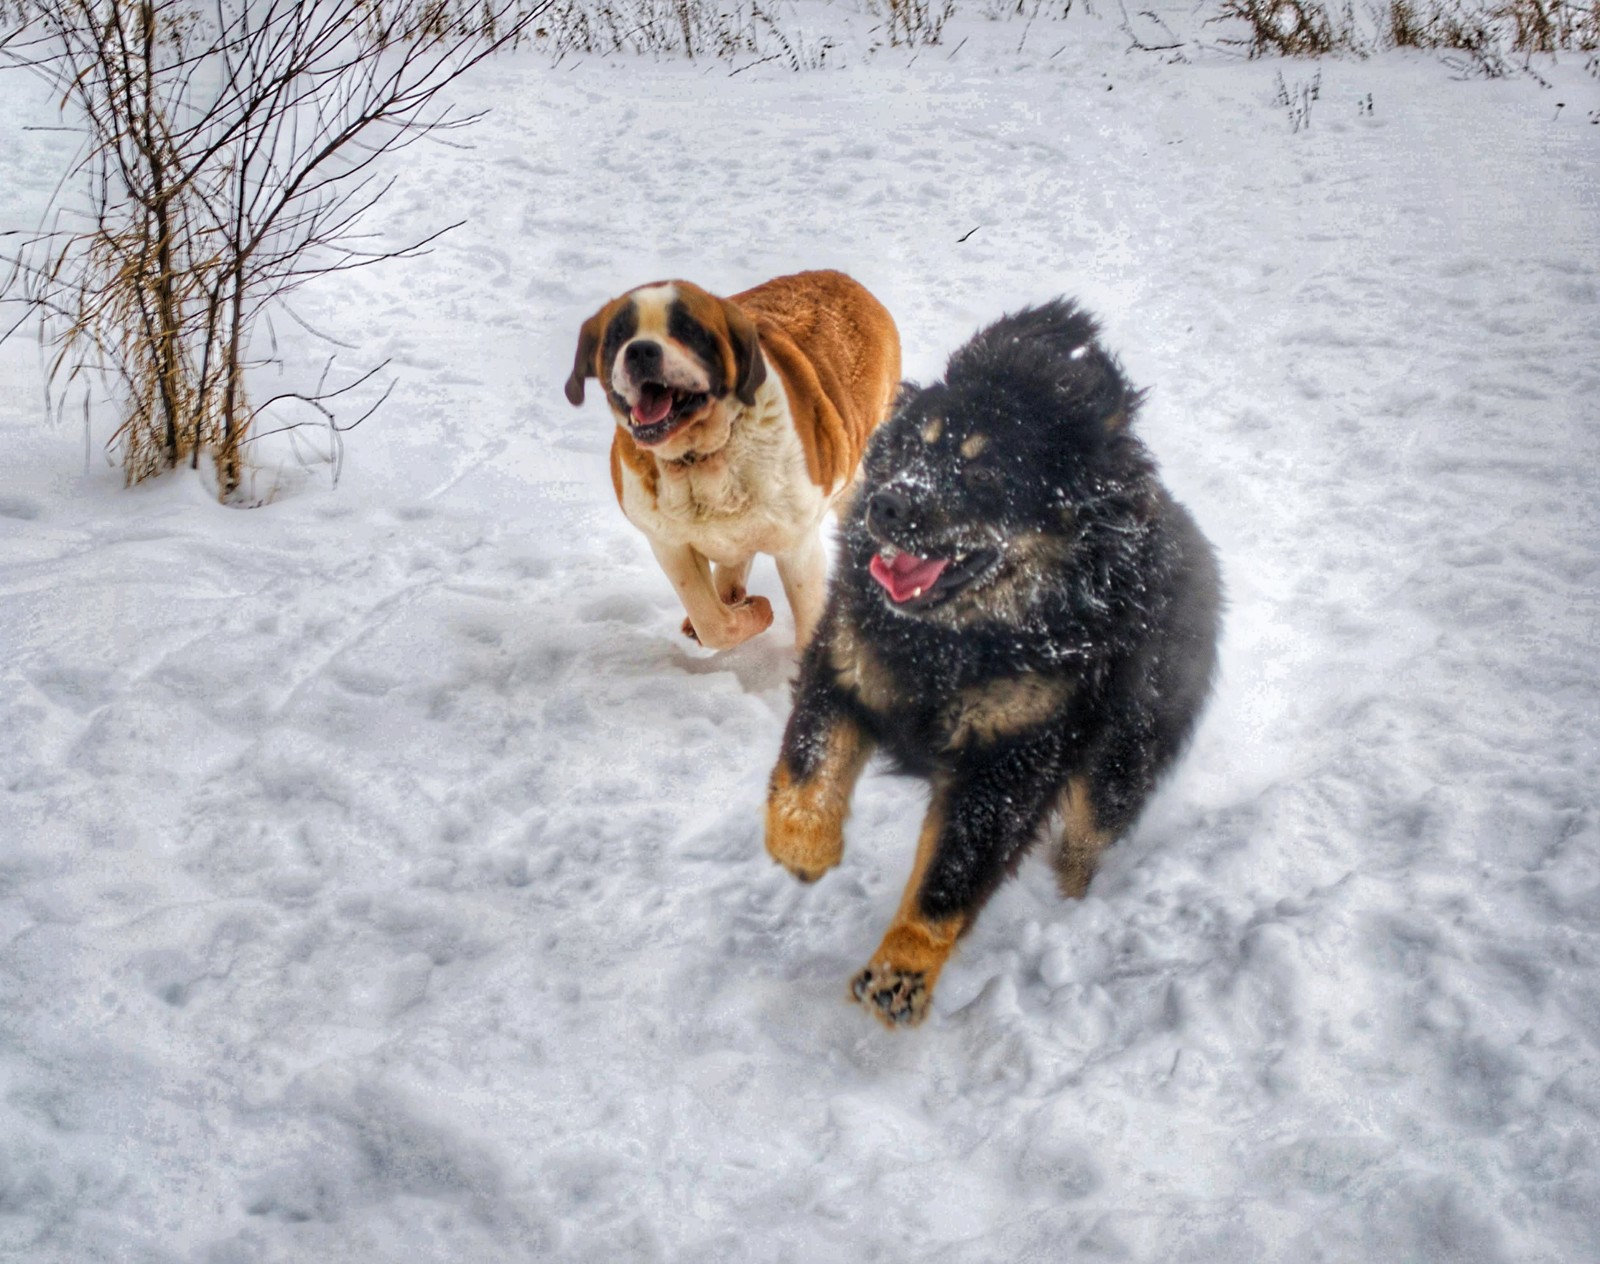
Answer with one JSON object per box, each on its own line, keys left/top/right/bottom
{"left": 2, "top": 0, "right": 545, "bottom": 501}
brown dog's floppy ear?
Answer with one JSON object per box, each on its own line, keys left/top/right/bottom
{"left": 565, "top": 311, "right": 605, "bottom": 406}
{"left": 720, "top": 299, "right": 767, "bottom": 407}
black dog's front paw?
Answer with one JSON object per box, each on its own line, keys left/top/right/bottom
{"left": 851, "top": 963, "right": 929, "bottom": 1028}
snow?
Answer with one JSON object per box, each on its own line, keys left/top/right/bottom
{"left": 3, "top": 6, "right": 1599, "bottom": 1261}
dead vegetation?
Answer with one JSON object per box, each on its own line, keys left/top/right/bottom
{"left": 1217, "top": 0, "right": 1599, "bottom": 59}
{"left": 1, "top": 1, "right": 541, "bottom": 500}
{"left": 1, "top": 0, "right": 1592, "bottom": 501}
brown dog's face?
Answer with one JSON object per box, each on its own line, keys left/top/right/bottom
{"left": 565, "top": 282, "right": 768, "bottom": 459}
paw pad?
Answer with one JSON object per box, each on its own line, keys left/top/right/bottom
{"left": 851, "top": 963, "right": 929, "bottom": 1027}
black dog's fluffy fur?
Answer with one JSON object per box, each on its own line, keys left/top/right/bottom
{"left": 764, "top": 300, "right": 1221, "bottom": 1027}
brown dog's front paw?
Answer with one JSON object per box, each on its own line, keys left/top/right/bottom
{"left": 686, "top": 595, "right": 774, "bottom": 650}
{"left": 732, "top": 594, "right": 774, "bottom": 639}
{"left": 851, "top": 963, "right": 930, "bottom": 1028}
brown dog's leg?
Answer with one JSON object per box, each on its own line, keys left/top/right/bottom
{"left": 651, "top": 540, "right": 773, "bottom": 650}
{"left": 774, "top": 532, "right": 828, "bottom": 650}
{"left": 712, "top": 558, "right": 753, "bottom": 606}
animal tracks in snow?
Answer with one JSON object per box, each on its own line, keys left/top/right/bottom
{"left": 2, "top": 20, "right": 1599, "bottom": 1264}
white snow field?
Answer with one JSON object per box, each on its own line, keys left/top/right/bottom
{"left": 3, "top": 6, "right": 1599, "bottom": 1261}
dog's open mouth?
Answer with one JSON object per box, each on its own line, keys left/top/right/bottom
{"left": 869, "top": 543, "right": 998, "bottom": 610}
{"left": 629, "top": 381, "right": 711, "bottom": 446}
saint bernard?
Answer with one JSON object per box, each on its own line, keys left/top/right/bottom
{"left": 564, "top": 270, "right": 901, "bottom": 651}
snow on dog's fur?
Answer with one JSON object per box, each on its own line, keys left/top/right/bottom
{"left": 764, "top": 300, "right": 1223, "bottom": 1027}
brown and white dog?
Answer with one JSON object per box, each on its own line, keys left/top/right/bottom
{"left": 564, "top": 270, "right": 901, "bottom": 651}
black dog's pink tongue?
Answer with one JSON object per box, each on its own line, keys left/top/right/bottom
{"left": 632, "top": 384, "right": 673, "bottom": 428}
{"left": 869, "top": 551, "right": 949, "bottom": 603}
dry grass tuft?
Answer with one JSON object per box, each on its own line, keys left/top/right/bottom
{"left": 1218, "top": 0, "right": 1598, "bottom": 59}
{"left": 880, "top": 0, "right": 956, "bottom": 44}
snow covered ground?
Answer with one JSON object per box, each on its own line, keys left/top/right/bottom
{"left": 3, "top": 6, "right": 1599, "bottom": 1260}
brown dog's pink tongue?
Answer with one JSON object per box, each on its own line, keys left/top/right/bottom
{"left": 632, "top": 386, "right": 673, "bottom": 428}
{"left": 869, "top": 551, "right": 949, "bottom": 603}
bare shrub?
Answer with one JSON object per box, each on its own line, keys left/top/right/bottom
{"left": 532, "top": 0, "right": 747, "bottom": 58}
{"left": 742, "top": 3, "right": 839, "bottom": 70}
{"left": 572, "top": 0, "right": 729, "bottom": 57}
{"left": 879, "top": 0, "right": 956, "bottom": 44}
{"left": 1377, "top": 0, "right": 1597, "bottom": 64}
{"left": 356, "top": 0, "right": 548, "bottom": 41}
{"left": 2, "top": 1, "right": 541, "bottom": 500}
{"left": 1498, "top": 0, "right": 1562, "bottom": 45}
{"left": 1216, "top": 0, "right": 1354, "bottom": 53}
{"left": 979, "top": 0, "right": 1076, "bottom": 17}
{"left": 535, "top": 0, "right": 710, "bottom": 57}
{"left": 1385, "top": 0, "right": 1435, "bottom": 42}
{"left": 1221, "top": 0, "right": 1599, "bottom": 57}
{"left": 530, "top": 0, "right": 836, "bottom": 65}
{"left": 1496, "top": 0, "right": 1600, "bottom": 49}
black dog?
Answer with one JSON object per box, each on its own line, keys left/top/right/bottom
{"left": 763, "top": 300, "right": 1221, "bottom": 1027}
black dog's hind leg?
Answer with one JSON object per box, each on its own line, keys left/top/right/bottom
{"left": 1054, "top": 773, "right": 1119, "bottom": 899}
{"left": 854, "top": 744, "right": 1060, "bottom": 1027}
{"left": 766, "top": 657, "right": 875, "bottom": 884}
{"left": 1051, "top": 709, "right": 1167, "bottom": 900}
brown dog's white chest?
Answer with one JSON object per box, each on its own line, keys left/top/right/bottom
{"left": 617, "top": 373, "right": 832, "bottom": 567}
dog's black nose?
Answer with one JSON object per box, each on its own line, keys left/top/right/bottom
{"left": 867, "top": 485, "right": 914, "bottom": 534}
{"left": 623, "top": 340, "right": 663, "bottom": 379}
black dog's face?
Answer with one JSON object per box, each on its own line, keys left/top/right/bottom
{"left": 852, "top": 322, "right": 1134, "bottom": 628}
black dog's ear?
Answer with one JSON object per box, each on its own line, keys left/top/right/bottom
{"left": 719, "top": 299, "right": 767, "bottom": 406}
{"left": 565, "top": 310, "right": 606, "bottom": 406}
{"left": 1061, "top": 346, "right": 1139, "bottom": 434}
{"left": 891, "top": 380, "right": 922, "bottom": 414}
{"left": 1104, "top": 385, "right": 1148, "bottom": 433}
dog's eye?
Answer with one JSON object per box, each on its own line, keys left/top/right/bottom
{"left": 964, "top": 465, "right": 1004, "bottom": 496}
{"left": 867, "top": 425, "right": 919, "bottom": 478}
{"left": 864, "top": 440, "right": 898, "bottom": 482}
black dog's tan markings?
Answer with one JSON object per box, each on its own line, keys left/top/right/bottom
{"left": 765, "top": 714, "right": 872, "bottom": 883}
{"left": 1055, "top": 774, "right": 1115, "bottom": 900}
{"left": 825, "top": 620, "right": 900, "bottom": 716}
{"left": 765, "top": 299, "right": 1222, "bottom": 1028}
{"left": 943, "top": 675, "right": 1074, "bottom": 751}
{"left": 851, "top": 783, "right": 963, "bottom": 1026}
